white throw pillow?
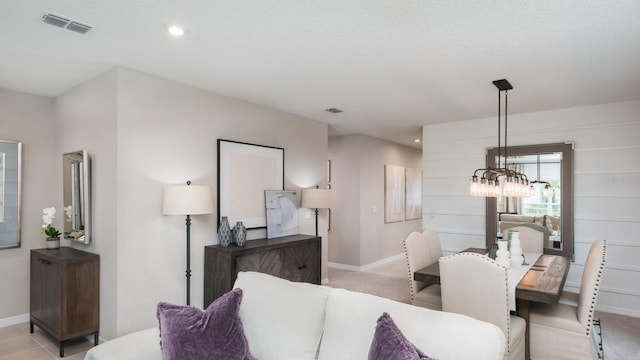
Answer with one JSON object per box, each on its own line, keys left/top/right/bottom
{"left": 234, "top": 271, "right": 332, "bottom": 360}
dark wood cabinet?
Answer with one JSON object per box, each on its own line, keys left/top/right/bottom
{"left": 204, "top": 234, "right": 320, "bottom": 307}
{"left": 30, "top": 247, "right": 99, "bottom": 357}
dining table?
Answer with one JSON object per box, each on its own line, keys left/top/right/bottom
{"left": 413, "top": 248, "right": 570, "bottom": 360}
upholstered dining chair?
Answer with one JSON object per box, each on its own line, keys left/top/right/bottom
{"left": 529, "top": 239, "right": 607, "bottom": 360}
{"left": 439, "top": 253, "right": 525, "bottom": 360}
{"left": 402, "top": 229, "right": 442, "bottom": 311}
{"left": 507, "top": 225, "right": 545, "bottom": 253}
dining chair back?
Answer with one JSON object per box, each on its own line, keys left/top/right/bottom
{"left": 577, "top": 239, "right": 607, "bottom": 328}
{"left": 403, "top": 229, "right": 442, "bottom": 311}
{"left": 529, "top": 239, "right": 607, "bottom": 359}
{"left": 508, "top": 225, "right": 544, "bottom": 253}
{"left": 439, "top": 253, "right": 525, "bottom": 360}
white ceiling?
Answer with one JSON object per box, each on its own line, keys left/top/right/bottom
{"left": 2, "top": 1, "right": 639, "bottom": 148}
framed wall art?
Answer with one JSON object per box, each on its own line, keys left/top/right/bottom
{"left": 0, "top": 140, "right": 22, "bottom": 249}
{"left": 384, "top": 164, "right": 405, "bottom": 223}
{"left": 265, "top": 190, "right": 298, "bottom": 239}
{"left": 217, "top": 139, "right": 284, "bottom": 230}
{"left": 405, "top": 167, "right": 422, "bottom": 220}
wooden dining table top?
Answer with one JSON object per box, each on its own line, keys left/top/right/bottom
{"left": 413, "top": 248, "right": 570, "bottom": 304}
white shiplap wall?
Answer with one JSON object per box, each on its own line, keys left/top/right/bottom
{"left": 422, "top": 99, "right": 640, "bottom": 317}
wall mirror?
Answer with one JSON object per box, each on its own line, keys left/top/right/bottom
{"left": 0, "top": 140, "right": 22, "bottom": 249}
{"left": 485, "top": 143, "right": 574, "bottom": 259}
{"left": 63, "top": 150, "right": 91, "bottom": 244}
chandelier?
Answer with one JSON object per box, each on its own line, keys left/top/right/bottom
{"left": 529, "top": 154, "right": 554, "bottom": 197}
{"left": 469, "top": 79, "right": 534, "bottom": 198}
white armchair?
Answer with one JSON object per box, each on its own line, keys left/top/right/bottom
{"left": 439, "top": 253, "right": 525, "bottom": 360}
{"left": 529, "top": 239, "right": 607, "bottom": 359}
{"left": 402, "top": 229, "right": 442, "bottom": 311}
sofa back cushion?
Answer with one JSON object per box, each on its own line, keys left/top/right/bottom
{"left": 318, "top": 288, "right": 505, "bottom": 360}
{"left": 233, "top": 271, "right": 331, "bottom": 360}
{"left": 500, "top": 214, "right": 534, "bottom": 223}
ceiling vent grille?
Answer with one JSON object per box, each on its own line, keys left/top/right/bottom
{"left": 42, "top": 12, "right": 93, "bottom": 34}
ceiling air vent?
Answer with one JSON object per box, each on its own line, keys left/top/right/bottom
{"left": 42, "top": 12, "right": 94, "bottom": 34}
{"left": 67, "top": 21, "right": 92, "bottom": 34}
{"left": 42, "top": 13, "right": 69, "bottom": 27}
{"left": 325, "top": 108, "right": 343, "bottom": 114}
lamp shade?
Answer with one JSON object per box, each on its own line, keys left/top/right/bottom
{"left": 301, "top": 188, "right": 331, "bottom": 209}
{"left": 162, "top": 184, "right": 214, "bottom": 215}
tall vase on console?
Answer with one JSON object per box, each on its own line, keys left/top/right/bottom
{"left": 232, "top": 221, "right": 247, "bottom": 247}
{"left": 509, "top": 230, "right": 524, "bottom": 266}
{"left": 218, "top": 216, "right": 231, "bottom": 247}
{"left": 495, "top": 240, "right": 511, "bottom": 268}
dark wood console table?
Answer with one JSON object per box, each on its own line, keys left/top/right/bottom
{"left": 204, "top": 234, "right": 321, "bottom": 307}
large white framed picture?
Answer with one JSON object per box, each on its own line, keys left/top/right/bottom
{"left": 217, "top": 139, "right": 284, "bottom": 230}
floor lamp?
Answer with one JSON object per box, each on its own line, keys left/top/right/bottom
{"left": 162, "top": 181, "right": 213, "bottom": 305}
{"left": 301, "top": 187, "right": 331, "bottom": 237}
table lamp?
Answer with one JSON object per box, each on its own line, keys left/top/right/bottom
{"left": 301, "top": 186, "right": 331, "bottom": 237}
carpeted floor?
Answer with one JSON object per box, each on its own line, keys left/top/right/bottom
{"left": 327, "top": 267, "right": 410, "bottom": 304}
{"left": 328, "top": 258, "right": 640, "bottom": 360}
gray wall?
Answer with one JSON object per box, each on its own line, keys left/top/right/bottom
{"left": 0, "top": 89, "right": 56, "bottom": 322}
{"left": 422, "top": 99, "right": 640, "bottom": 317}
{"left": 0, "top": 67, "right": 329, "bottom": 337}
{"left": 328, "top": 134, "right": 422, "bottom": 269}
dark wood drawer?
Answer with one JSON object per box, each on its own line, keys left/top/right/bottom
{"left": 204, "top": 235, "right": 321, "bottom": 307}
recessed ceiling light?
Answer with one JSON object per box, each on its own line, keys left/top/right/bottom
{"left": 414, "top": 139, "right": 422, "bottom": 143}
{"left": 168, "top": 26, "right": 185, "bottom": 37}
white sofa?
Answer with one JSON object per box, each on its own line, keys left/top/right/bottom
{"left": 85, "top": 271, "right": 506, "bottom": 360}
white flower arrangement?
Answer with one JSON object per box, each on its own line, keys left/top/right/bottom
{"left": 42, "top": 207, "right": 61, "bottom": 238}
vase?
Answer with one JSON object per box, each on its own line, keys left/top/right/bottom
{"left": 495, "top": 240, "right": 510, "bottom": 268}
{"left": 46, "top": 237, "right": 60, "bottom": 249}
{"left": 232, "top": 221, "right": 247, "bottom": 247}
{"left": 218, "top": 216, "right": 231, "bottom": 247}
{"left": 508, "top": 230, "right": 524, "bottom": 266}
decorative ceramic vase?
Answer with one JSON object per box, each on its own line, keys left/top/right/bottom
{"left": 508, "top": 230, "right": 524, "bottom": 266}
{"left": 232, "top": 221, "right": 247, "bottom": 247}
{"left": 218, "top": 216, "right": 231, "bottom": 247}
{"left": 46, "top": 237, "right": 60, "bottom": 249}
{"left": 495, "top": 240, "right": 511, "bottom": 268}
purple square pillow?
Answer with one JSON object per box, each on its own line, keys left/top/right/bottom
{"left": 368, "top": 312, "right": 438, "bottom": 360}
{"left": 157, "top": 288, "right": 253, "bottom": 360}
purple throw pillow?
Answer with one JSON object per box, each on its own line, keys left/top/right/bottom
{"left": 157, "top": 288, "right": 253, "bottom": 360}
{"left": 368, "top": 312, "right": 437, "bottom": 360}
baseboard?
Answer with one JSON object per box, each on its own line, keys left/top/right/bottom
{"left": 0, "top": 313, "right": 29, "bottom": 328}
{"left": 328, "top": 262, "right": 360, "bottom": 271}
{"left": 596, "top": 304, "right": 640, "bottom": 319}
{"left": 329, "top": 253, "right": 405, "bottom": 272}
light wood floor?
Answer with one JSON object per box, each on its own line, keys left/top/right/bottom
{"left": 0, "top": 322, "right": 93, "bottom": 360}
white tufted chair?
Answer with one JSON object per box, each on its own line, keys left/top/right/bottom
{"left": 507, "top": 225, "right": 545, "bottom": 253}
{"left": 402, "top": 229, "right": 442, "bottom": 311}
{"left": 529, "top": 239, "right": 607, "bottom": 360}
{"left": 439, "top": 253, "right": 525, "bottom": 360}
